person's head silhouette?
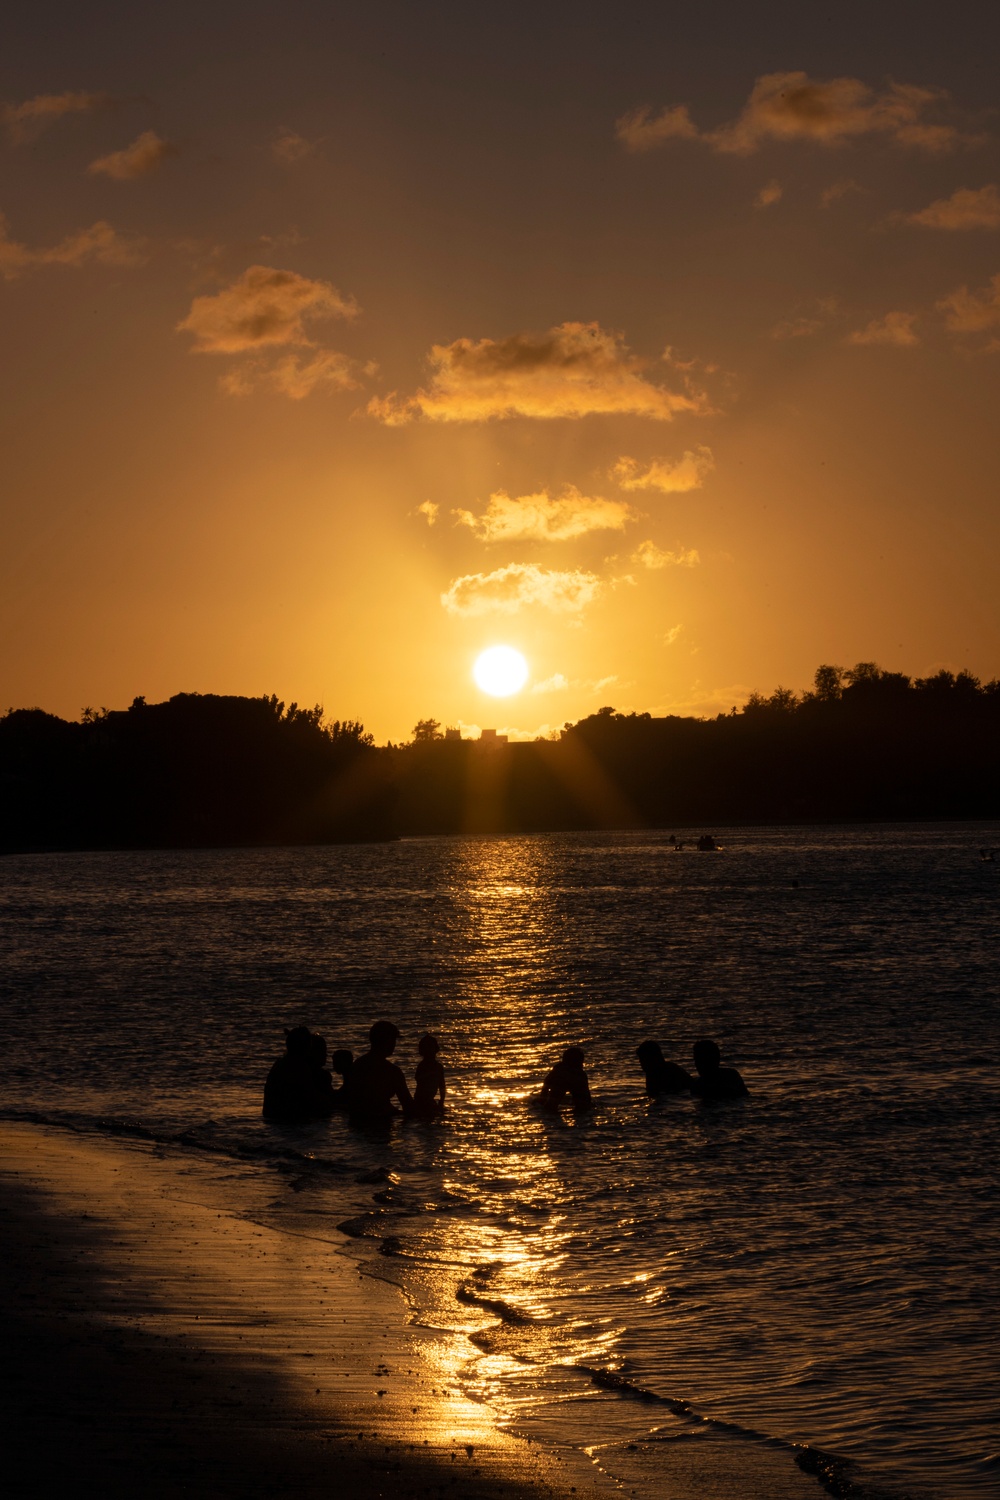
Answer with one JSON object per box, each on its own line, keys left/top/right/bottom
{"left": 418, "top": 1033, "right": 439, "bottom": 1060}
{"left": 368, "top": 1020, "right": 399, "bottom": 1057}
{"left": 693, "top": 1038, "right": 721, "bottom": 1076}
{"left": 332, "top": 1049, "right": 353, "bottom": 1077}
{"left": 309, "top": 1032, "right": 328, "bottom": 1066}
{"left": 285, "top": 1025, "right": 312, "bottom": 1057}
{"left": 562, "top": 1045, "right": 585, "bottom": 1068}
{"left": 637, "top": 1040, "right": 664, "bottom": 1070}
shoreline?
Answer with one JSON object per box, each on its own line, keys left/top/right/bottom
{"left": 0, "top": 1118, "right": 837, "bottom": 1500}
{"left": 0, "top": 1120, "right": 603, "bottom": 1500}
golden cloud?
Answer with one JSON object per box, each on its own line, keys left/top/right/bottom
{"left": 618, "top": 72, "right": 968, "bottom": 156}
{"left": 220, "top": 350, "right": 362, "bottom": 399}
{"left": 755, "top": 179, "right": 783, "bottom": 208}
{"left": 88, "top": 131, "right": 177, "bottom": 180}
{"left": 369, "top": 321, "right": 709, "bottom": 424}
{"left": 0, "top": 214, "right": 143, "bottom": 279}
{"left": 612, "top": 447, "right": 714, "bottom": 493}
{"left": 416, "top": 500, "right": 439, "bottom": 525}
{"left": 632, "top": 541, "right": 700, "bottom": 569}
{"left": 847, "top": 311, "right": 919, "bottom": 346}
{"left": 441, "top": 563, "right": 602, "bottom": 616}
{"left": 177, "top": 265, "right": 358, "bottom": 353}
{"left": 902, "top": 185, "right": 1000, "bottom": 230}
{"left": 453, "top": 486, "right": 632, "bottom": 542}
{"left": 2, "top": 90, "right": 111, "bottom": 142}
{"left": 937, "top": 272, "right": 1000, "bottom": 331}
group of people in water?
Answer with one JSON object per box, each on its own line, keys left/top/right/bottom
{"left": 262, "top": 1021, "right": 747, "bottom": 1125}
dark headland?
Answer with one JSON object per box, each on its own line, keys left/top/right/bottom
{"left": 3, "top": 661, "right": 999, "bottom": 851}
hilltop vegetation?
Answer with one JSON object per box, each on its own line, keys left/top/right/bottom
{"left": 2, "top": 664, "right": 999, "bottom": 850}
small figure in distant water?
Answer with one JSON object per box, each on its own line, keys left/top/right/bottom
{"left": 980, "top": 847, "right": 996, "bottom": 862}
{"left": 636, "top": 1039, "right": 692, "bottom": 1096}
{"left": 668, "top": 834, "right": 676, "bottom": 845}
{"left": 690, "top": 1038, "right": 749, "bottom": 1102}
{"left": 697, "top": 833, "right": 718, "bottom": 851}
{"left": 330, "top": 1049, "right": 354, "bottom": 1110}
{"left": 412, "top": 1033, "right": 446, "bottom": 1119}
{"left": 263, "top": 1025, "right": 316, "bottom": 1124}
{"left": 347, "top": 1021, "right": 413, "bottom": 1122}
{"left": 540, "top": 1046, "right": 592, "bottom": 1112}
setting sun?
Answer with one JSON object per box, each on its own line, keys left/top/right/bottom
{"left": 473, "top": 646, "right": 529, "bottom": 697}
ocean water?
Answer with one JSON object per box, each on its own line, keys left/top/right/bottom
{"left": 1, "top": 826, "right": 998, "bottom": 1500}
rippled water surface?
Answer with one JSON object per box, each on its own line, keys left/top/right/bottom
{"left": 2, "top": 827, "right": 998, "bottom": 1499}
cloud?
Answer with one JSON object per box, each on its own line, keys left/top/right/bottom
{"left": 771, "top": 315, "right": 824, "bottom": 339}
{"left": 220, "top": 350, "right": 362, "bottom": 399}
{"left": 532, "top": 673, "right": 570, "bottom": 694}
{"left": 617, "top": 72, "right": 969, "bottom": 156}
{"left": 937, "top": 272, "right": 1000, "bottom": 331}
{"left": 632, "top": 541, "right": 700, "bottom": 569}
{"left": 847, "top": 311, "right": 919, "bottom": 346}
{"left": 2, "top": 90, "right": 110, "bottom": 142}
{"left": 532, "top": 672, "right": 619, "bottom": 695}
{"left": 612, "top": 447, "right": 714, "bottom": 493}
{"left": 271, "top": 128, "right": 317, "bottom": 164}
{"left": 900, "top": 184, "right": 1000, "bottom": 230}
{"left": 453, "top": 486, "right": 632, "bottom": 542}
{"left": 441, "top": 563, "right": 601, "bottom": 616}
{"left": 88, "top": 130, "right": 177, "bottom": 180}
{"left": 821, "top": 179, "right": 866, "bottom": 206}
{"left": 368, "top": 321, "right": 710, "bottom": 424}
{"left": 416, "top": 501, "right": 439, "bottom": 525}
{"left": 755, "top": 179, "right": 783, "bottom": 208}
{"left": 615, "top": 104, "right": 699, "bottom": 151}
{"left": 0, "top": 213, "right": 143, "bottom": 279}
{"left": 663, "top": 625, "right": 684, "bottom": 645}
{"left": 177, "top": 265, "right": 358, "bottom": 353}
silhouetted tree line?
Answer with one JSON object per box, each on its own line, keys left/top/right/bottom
{"left": 2, "top": 664, "right": 998, "bottom": 851}
{"left": 389, "top": 663, "right": 1000, "bottom": 834}
{"left": 0, "top": 694, "right": 391, "bottom": 850}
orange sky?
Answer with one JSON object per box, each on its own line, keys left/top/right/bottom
{"left": 2, "top": 2, "right": 1000, "bottom": 741}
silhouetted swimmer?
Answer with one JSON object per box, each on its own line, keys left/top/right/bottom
{"left": 262, "top": 1025, "right": 316, "bottom": 1124}
{"left": 347, "top": 1021, "right": 413, "bottom": 1122}
{"left": 636, "top": 1039, "right": 692, "bottom": 1097}
{"left": 540, "top": 1046, "right": 592, "bottom": 1112}
{"left": 412, "top": 1033, "right": 446, "bottom": 1119}
{"left": 690, "top": 1038, "right": 749, "bottom": 1102}
{"left": 330, "top": 1049, "right": 354, "bottom": 1110}
{"left": 697, "top": 833, "right": 718, "bottom": 851}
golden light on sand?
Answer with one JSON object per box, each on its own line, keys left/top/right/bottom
{"left": 473, "top": 646, "right": 528, "bottom": 697}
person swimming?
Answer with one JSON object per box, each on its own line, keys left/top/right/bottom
{"left": 412, "top": 1033, "right": 445, "bottom": 1119}
{"left": 540, "top": 1046, "right": 592, "bottom": 1112}
{"left": 346, "top": 1020, "right": 413, "bottom": 1122}
{"left": 329, "top": 1048, "right": 354, "bottom": 1110}
{"left": 263, "top": 1025, "right": 319, "bottom": 1123}
{"left": 690, "top": 1037, "right": 749, "bottom": 1102}
{"left": 636, "top": 1039, "right": 693, "bottom": 1096}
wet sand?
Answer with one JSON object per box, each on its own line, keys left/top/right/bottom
{"left": 0, "top": 1122, "right": 600, "bottom": 1500}
{"left": 0, "top": 1122, "right": 824, "bottom": 1500}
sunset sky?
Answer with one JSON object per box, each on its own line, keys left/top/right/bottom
{"left": 3, "top": 1, "right": 1000, "bottom": 741}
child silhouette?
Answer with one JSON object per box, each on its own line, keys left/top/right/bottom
{"left": 412, "top": 1033, "right": 445, "bottom": 1119}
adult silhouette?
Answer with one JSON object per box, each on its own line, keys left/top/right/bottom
{"left": 636, "top": 1040, "right": 692, "bottom": 1096}
{"left": 263, "top": 1026, "right": 317, "bottom": 1123}
{"left": 690, "top": 1038, "right": 749, "bottom": 1101}
{"left": 347, "top": 1021, "right": 413, "bottom": 1121}
{"left": 540, "top": 1046, "right": 592, "bottom": 1112}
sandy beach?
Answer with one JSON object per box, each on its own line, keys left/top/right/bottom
{"left": 0, "top": 1120, "right": 829, "bottom": 1500}
{"left": 0, "top": 1121, "right": 606, "bottom": 1500}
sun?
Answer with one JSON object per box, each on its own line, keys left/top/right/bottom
{"left": 473, "top": 645, "right": 529, "bottom": 697}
